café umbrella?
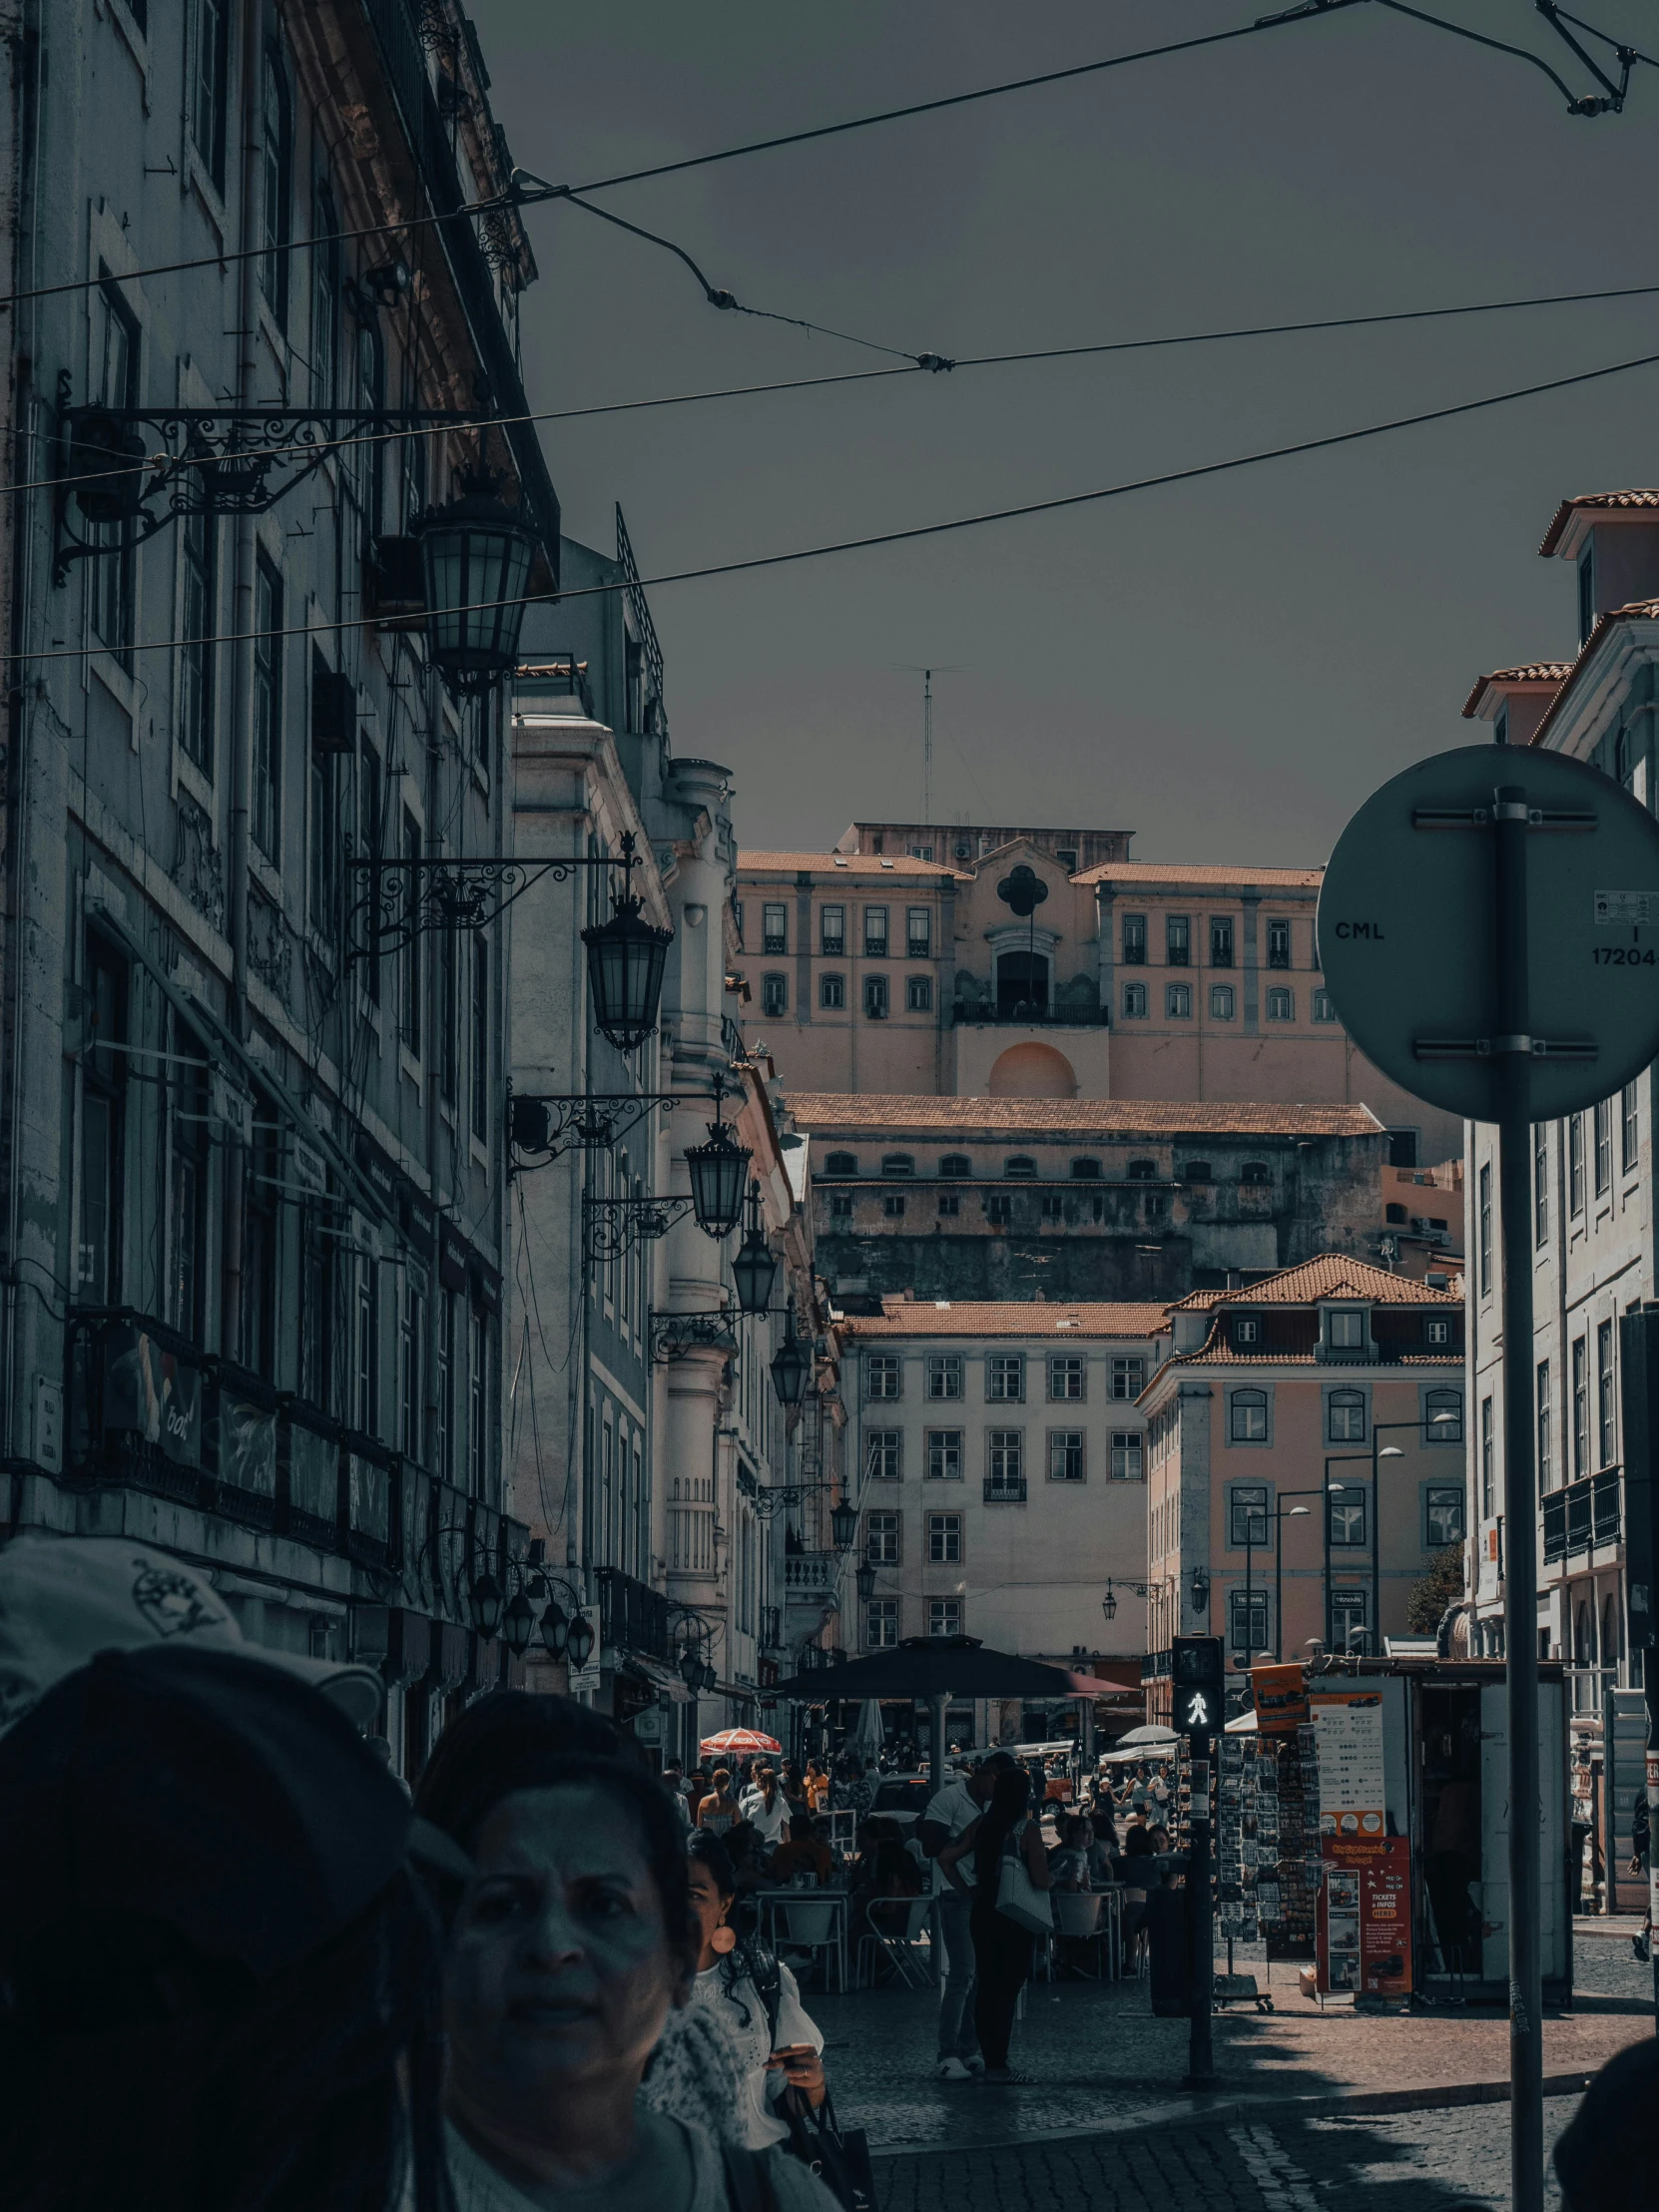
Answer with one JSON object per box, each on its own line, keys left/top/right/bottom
{"left": 699, "top": 1727, "right": 783, "bottom": 1757}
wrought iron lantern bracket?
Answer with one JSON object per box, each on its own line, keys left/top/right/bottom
{"left": 345, "top": 850, "right": 632, "bottom": 964}
{"left": 508, "top": 1089, "right": 680, "bottom": 1175}
{"left": 648, "top": 1308, "right": 740, "bottom": 1365}
{"left": 583, "top": 1193, "right": 695, "bottom": 1265}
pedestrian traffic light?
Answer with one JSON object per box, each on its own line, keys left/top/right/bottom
{"left": 1172, "top": 1634, "right": 1225, "bottom": 1738}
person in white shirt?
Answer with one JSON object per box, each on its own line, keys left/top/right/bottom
{"left": 915, "top": 1751, "right": 1015, "bottom": 2080}
{"left": 740, "top": 1764, "right": 792, "bottom": 1849}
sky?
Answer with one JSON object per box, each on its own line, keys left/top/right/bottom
{"left": 468, "top": 0, "right": 1659, "bottom": 863}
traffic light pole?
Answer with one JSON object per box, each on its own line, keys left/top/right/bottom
{"left": 1184, "top": 1722, "right": 1217, "bottom": 2089}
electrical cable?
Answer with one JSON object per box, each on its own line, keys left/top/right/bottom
{"left": 22, "top": 272, "right": 1659, "bottom": 507}
{"left": 11, "top": 338, "right": 1659, "bottom": 672}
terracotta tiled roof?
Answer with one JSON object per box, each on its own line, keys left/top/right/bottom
{"left": 1072, "top": 859, "right": 1323, "bottom": 889}
{"left": 1539, "top": 490, "right": 1659, "bottom": 557}
{"left": 1459, "top": 663, "right": 1573, "bottom": 718}
{"left": 789, "top": 1095, "right": 1385, "bottom": 1138}
{"left": 1201, "top": 1253, "right": 1460, "bottom": 1306}
{"left": 1170, "top": 1338, "right": 1461, "bottom": 1368}
{"left": 837, "top": 1300, "right": 1166, "bottom": 1340}
{"left": 738, "top": 850, "right": 960, "bottom": 878}
{"left": 1528, "top": 597, "right": 1659, "bottom": 749}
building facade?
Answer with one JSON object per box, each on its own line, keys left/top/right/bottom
{"left": 0, "top": 0, "right": 558, "bottom": 1777}
{"left": 735, "top": 828, "right": 1461, "bottom": 1166}
{"left": 1138, "top": 1256, "right": 1465, "bottom": 1719}
{"left": 793, "top": 1094, "right": 1390, "bottom": 1304}
{"left": 1461, "top": 488, "right": 1659, "bottom": 1699}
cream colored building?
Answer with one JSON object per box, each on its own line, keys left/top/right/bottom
{"left": 734, "top": 828, "right": 1460, "bottom": 1167}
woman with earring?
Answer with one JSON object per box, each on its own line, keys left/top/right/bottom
{"left": 686, "top": 1834, "right": 826, "bottom": 2153}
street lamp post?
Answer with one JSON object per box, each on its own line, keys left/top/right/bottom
{"left": 1324, "top": 1452, "right": 1373, "bottom": 1653}
{"left": 1273, "top": 1497, "right": 1315, "bottom": 1661}
{"left": 1368, "top": 1411, "right": 1461, "bottom": 1655}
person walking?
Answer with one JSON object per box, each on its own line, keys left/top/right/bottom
{"left": 697, "top": 1766, "right": 742, "bottom": 1835}
{"left": 917, "top": 1752, "right": 1014, "bottom": 2080}
{"left": 938, "top": 1766, "right": 1053, "bottom": 2086}
{"left": 742, "top": 1764, "right": 792, "bottom": 1849}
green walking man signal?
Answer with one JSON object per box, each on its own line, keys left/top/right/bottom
{"left": 1173, "top": 1634, "right": 1225, "bottom": 1739}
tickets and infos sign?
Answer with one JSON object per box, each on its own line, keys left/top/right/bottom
{"left": 1312, "top": 1690, "right": 1385, "bottom": 1839}
{"left": 1318, "top": 1837, "right": 1412, "bottom": 1997}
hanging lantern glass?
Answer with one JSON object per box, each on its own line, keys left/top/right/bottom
{"left": 678, "top": 1646, "right": 702, "bottom": 1689}
{"left": 565, "top": 1610, "right": 596, "bottom": 1672}
{"left": 698, "top": 1657, "right": 717, "bottom": 1694}
{"left": 770, "top": 1308, "right": 811, "bottom": 1406}
{"left": 854, "top": 1559, "right": 876, "bottom": 1605}
{"left": 415, "top": 467, "right": 540, "bottom": 699}
{"left": 581, "top": 830, "right": 672, "bottom": 1054}
{"left": 470, "top": 1569, "right": 504, "bottom": 1640}
{"left": 830, "top": 1497, "right": 858, "bottom": 1552}
{"left": 1101, "top": 1582, "right": 1119, "bottom": 1622}
{"left": 731, "top": 1183, "right": 779, "bottom": 1314}
{"left": 686, "top": 1076, "right": 751, "bottom": 1240}
{"left": 539, "top": 1596, "right": 569, "bottom": 1658}
{"left": 502, "top": 1589, "right": 536, "bottom": 1659}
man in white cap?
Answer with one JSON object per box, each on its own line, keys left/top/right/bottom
{"left": 0, "top": 1531, "right": 383, "bottom": 1734}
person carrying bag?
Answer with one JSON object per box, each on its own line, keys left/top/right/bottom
{"left": 938, "top": 1767, "right": 1054, "bottom": 2083}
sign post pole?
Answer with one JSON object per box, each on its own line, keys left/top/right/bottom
{"left": 1174, "top": 1634, "right": 1223, "bottom": 2089}
{"left": 1493, "top": 787, "right": 1543, "bottom": 2212}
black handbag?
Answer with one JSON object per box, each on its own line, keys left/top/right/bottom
{"left": 779, "top": 2089, "right": 875, "bottom": 2212}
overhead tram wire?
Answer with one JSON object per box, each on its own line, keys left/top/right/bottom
{"left": 18, "top": 271, "right": 1659, "bottom": 509}
{"left": 11, "top": 338, "right": 1659, "bottom": 673}
{"left": 0, "top": 0, "right": 1642, "bottom": 315}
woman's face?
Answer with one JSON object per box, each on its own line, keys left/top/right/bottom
{"left": 687, "top": 1859, "right": 730, "bottom": 1956}
{"left": 444, "top": 1785, "right": 684, "bottom": 2134}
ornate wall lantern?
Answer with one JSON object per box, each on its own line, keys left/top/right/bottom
{"left": 416, "top": 468, "right": 539, "bottom": 698}
{"left": 581, "top": 830, "right": 672, "bottom": 1054}
{"left": 731, "top": 1181, "right": 779, "bottom": 1314}
{"left": 770, "top": 1308, "right": 812, "bottom": 1406}
{"left": 685, "top": 1075, "right": 751, "bottom": 1240}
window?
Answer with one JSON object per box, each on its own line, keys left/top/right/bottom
{"left": 1127, "top": 1159, "right": 1157, "bottom": 1181}
{"left": 1122, "top": 913, "right": 1147, "bottom": 964}
{"left": 350, "top": 315, "right": 385, "bottom": 538}
{"left": 926, "top": 1429, "right": 963, "bottom": 1480}
{"left": 866, "top": 1429, "right": 901, "bottom": 1481}
{"left": 1578, "top": 543, "right": 1595, "bottom": 644}
{"left": 1111, "top": 1430, "right": 1144, "bottom": 1480}
{"left": 937, "top": 1192, "right": 959, "bottom": 1217}
{"left": 1330, "top": 1588, "right": 1368, "bottom": 1656}
{"left": 1385, "top": 1202, "right": 1408, "bottom": 1225}
{"left": 987, "top": 1354, "right": 1024, "bottom": 1401}
{"left": 881, "top": 1153, "right": 914, "bottom": 1179}
{"left": 867, "top": 1599, "right": 900, "bottom": 1649}
{"left": 1166, "top": 914, "right": 1191, "bottom": 965}
{"left": 191, "top": 0, "right": 232, "bottom": 191}
{"left": 1209, "top": 984, "right": 1235, "bottom": 1020}
{"left": 307, "top": 686, "right": 342, "bottom": 948}
{"left": 1122, "top": 981, "right": 1148, "bottom": 1018}
{"left": 1267, "top": 918, "right": 1292, "bottom": 969}
{"left": 1048, "top": 1429, "right": 1085, "bottom": 1481}
{"left": 1070, "top": 1157, "right": 1101, "bottom": 1180}
{"left": 760, "top": 902, "right": 787, "bottom": 954}
{"left": 906, "top": 974, "right": 933, "bottom": 1011}
{"left": 77, "top": 944, "right": 125, "bottom": 1303}
{"left": 1536, "top": 1362, "right": 1553, "bottom": 1492}
{"left": 1266, "top": 987, "right": 1294, "bottom": 1022}
{"left": 358, "top": 743, "right": 382, "bottom": 1007}
{"left": 401, "top": 1278, "right": 426, "bottom": 1462}
{"left": 252, "top": 556, "right": 283, "bottom": 860}
{"left": 939, "top": 1154, "right": 971, "bottom": 1178}
{"left": 468, "top": 1308, "right": 490, "bottom": 1494}
{"left": 928, "top": 1598, "right": 963, "bottom": 1638}
{"left": 311, "top": 185, "right": 340, "bottom": 408}
{"left": 242, "top": 1122, "right": 278, "bottom": 1383}
{"left": 1312, "top": 989, "right": 1337, "bottom": 1022}
{"left": 1425, "top": 1386, "right": 1461, "bottom": 1440}
{"left": 907, "top": 907, "right": 931, "bottom": 956}
{"left": 1240, "top": 1160, "right": 1270, "bottom": 1187}
{"left": 820, "top": 973, "right": 844, "bottom": 1009}
{"left": 761, "top": 973, "right": 788, "bottom": 1017}
{"left": 1572, "top": 1337, "right": 1588, "bottom": 1478}
{"left": 1624, "top": 1081, "right": 1640, "bottom": 1174}
{"left": 863, "top": 975, "right": 888, "bottom": 1018}
{"left": 866, "top": 1353, "right": 900, "bottom": 1401}
{"left": 1480, "top": 1396, "right": 1495, "bottom": 1516}
{"left": 1328, "top": 1311, "right": 1366, "bottom": 1351}
{"left": 259, "top": 45, "right": 292, "bottom": 326}
{"left": 1328, "top": 1388, "right": 1367, "bottom": 1443}
{"left": 179, "top": 508, "right": 216, "bottom": 775}
{"left": 825, "top": 1151, "right": 857, "bottom": 1177}
{"left": 882, "top": 1194, "right": 906, "bottom": 1218}
{"left": 863, "top": 905, "right": 888, "bottom": 955}
{"left": 1210, "top": 915, "right": 1234, "bottom": 967}
{"left": 1329, "top": 1490, "right": 1367, "bottom": 1547}
{"left": 821, "top": 905, "right": 844, "bottom": 955}
{"left": 1478, "top": 1162, "right": 1492, "bottom": 1294}
{"left": 1040, "top": 1191, "right": 1063, "bottom": 1222}
{"left": 1598, "top": 1319, "right": 1616, "bottom": 1468}
{"left": 1184, "top": 1161, "right": 1213, "bottom": 1184}
{"left": 1111, "top": 1356, "right": 1145, "bottom": 1399}
{"left": 1235, "top": 1319, "right": 1259, "bottom": 1346}
{"left": 986, "top": 1431, "right": 1024, "bottom": 1496}
{"left": 1230, "top": 1388, "right": 1268, "bottom": 1442}
{"left": 90, "top": 282, "right": 138, "bottom": 667}
{"left": 1569, "top": 1114, "right": 1585, "bottom": 1216}
{"left": 1535, "top": 1124, "right": 1549, "bottom": 1246}
{"left": 1048, "top": 1356, "right": 1084, "bottom": 1400}
{"left": 167, "top": 1043, "right": 207, "bottom": 1340}
{"left": 1426, "top": 1484, "right": 1465, "bottom": 1548}
{"left": 1595, "top": 1098, "right": 1612, "bottom": 1197}
{"left": 985, "top": 1191, "right": 1012, "bottom": 1225}
{"left": 927, "top": 1512, "right": 962, "bottom": 1562}
{"left": 927, "top": 1355, "right": 962, "bottom": 1399}
{"left": 1229, "top": 1483, "right": 1270, "bottom": 1547}
{"left": 866, "top": 1511, "right": 900, "bottom": 1564}
{"left": 830, "top": 1193, "right": 852, "bottom": 1223}
{"left": 398, "top": 353, "right": 427, "bottom": 533}
{"left": 1167, "top": 982, "right": 1192, "bottom": 1018}
{"left": 1230, "top": 1587, "right": 1270, "bottom": 1658}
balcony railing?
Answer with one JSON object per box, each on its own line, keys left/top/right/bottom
{"left": 1542, "top": 1466, "right": 1621, "bottom": 1562}
{"left": 785, "top": 1551, "right": 839, "bottom": 1594}
{"left": 596, "top": 1566, "right": 672, "bottom": 1661}
{"left": 984, "top": 1476, "right": 1028, "bottom": 1503}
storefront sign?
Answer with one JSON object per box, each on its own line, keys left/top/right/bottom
{"left": 103, "top": 1323, "right": 201, "bottom": 1466}
{"left": 1312, "top": 1690, "right": 1385, "bottom": 1838}
{"left": 1251, "top": 1662, "right": 1310, "bottom": 1734}
{"left": 1318, "top": 1836, "right": 1412, "bottom": 1996}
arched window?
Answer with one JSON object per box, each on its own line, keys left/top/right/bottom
{"left": 1004, "top": 1156, "right": 1037, "bottom": 1180}
{"left": 881, "top": 1152, "right": 914, "bottom": 1179}
{"left": 938, "top": 1153, "right": 971, "bottom": 1178}
{"left": 1230, "top": 1389, "right": 1268, "bottom": 1442}
{"left": 1425, "top": 1387, "right": 1462, "bottom": 1443}
{"left": 1183, "top": 1161, "right": 1213, "bottom": 1184}
{"left": 1127, "top": 1159, "right": 1157, "bottom": 1181}
{"left": 1239, "top": 1161, "right": 1270, "bottom": 1187}
{"left": 1069, "top": 1158, "right": 1102, "bottom": 1180}
{"left": 1328, "top": 1389, "right": 1367, "bottom": 1444}
{"left": 824, "top": 1152, "right": 857, "bottom": 1178}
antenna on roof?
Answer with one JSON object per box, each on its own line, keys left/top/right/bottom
{"left": 891, "top": 665, "right": 964, "bottom": 831}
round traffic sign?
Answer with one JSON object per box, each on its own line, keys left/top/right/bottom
{"left": 1318, "top": 745, "right": 1659, "bottom": 1122}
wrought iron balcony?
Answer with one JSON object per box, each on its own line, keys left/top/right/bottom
{"left": 595, "top": 1566, "right": 673, "bottom": 1661}
{"left": 984, "top": 1476, "right": 1028, "bottom": 1503}
{"left": 1542, "top": 1466, "right": 1621, "bottom": 1562}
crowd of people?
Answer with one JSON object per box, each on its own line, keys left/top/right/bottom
{"left": 0, "top": 1531, "right": 1649, "bottom": 2212}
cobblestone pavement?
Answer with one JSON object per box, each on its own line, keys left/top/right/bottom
{"left": 875, "top": 2097, "right": 1580, "bottom": 2212}
{"left": 815, "top": 1923, "right": 1652, "bottom": 2154}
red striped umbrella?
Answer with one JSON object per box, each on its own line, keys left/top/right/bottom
{"left": 699, "top": 1727, "right": 782, "bottom": 1756}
